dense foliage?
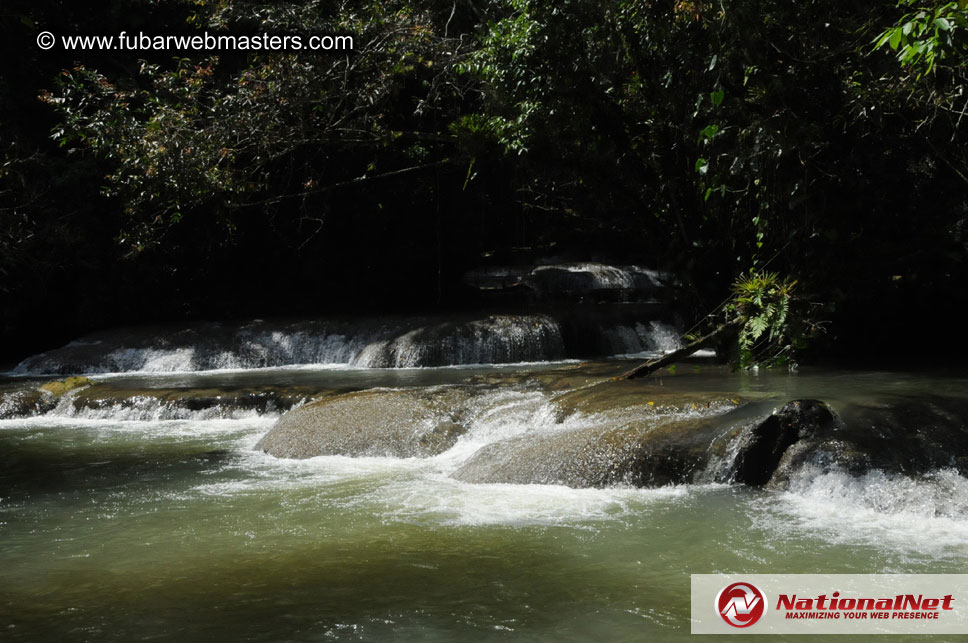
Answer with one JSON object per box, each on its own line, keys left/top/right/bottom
{"left": 727, "top": 272, "right": 814, "bottom": 369}
{"left": 1, "top": 0, "right": 966, "bottom": 362}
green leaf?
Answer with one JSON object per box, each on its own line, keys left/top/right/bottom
{"left": 874, "top": 31, "right": 893, "bottom": 49}
{"left": 889, "top": 28, "right": 903, "bottom": 49}
{"left": 463, "top": 157, "right": 476, "bottom": 191}
{"left": 748, "top": 316, "right": 768, "bottom": 340}
{"left": 710, "top": 90, "right": 724, "bottom": 106}
{"left": 935, "top": 17, "right": 951, "bottom": 31}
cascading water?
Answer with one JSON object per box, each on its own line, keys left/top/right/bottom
{"left": 10, "top": 314, "right": 681, "bottom": 375}
{"left": 464, "top": 263, "right": 673, "bottom": 302}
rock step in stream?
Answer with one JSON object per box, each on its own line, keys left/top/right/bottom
{"left": 6, "top": 369, "right": 968, "bottom": 491}
{"left": 254, "top": 378, "right": 968, "bottom": 490}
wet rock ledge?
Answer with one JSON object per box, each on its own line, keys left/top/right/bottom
{"left": 254, "top": 379, "right": 968, "bottom": 490}
{"left": 0, "top": 378, "right": 345, "bottom": 420}
{"left": 254, "top": 387, "right": 473, "bottom": 458}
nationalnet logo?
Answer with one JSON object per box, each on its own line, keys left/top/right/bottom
{"left": 777, "top": 590, "right": 954, "bottom": 620}
{"left": 717, "top": 582, "right": 766, "bottom": 628}
{"left": 692, "top": 574, "right": 968, "bottom": 635}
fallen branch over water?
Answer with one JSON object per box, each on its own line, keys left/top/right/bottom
{"left": 616, "top": 315, "right": 747, "bottom": 380}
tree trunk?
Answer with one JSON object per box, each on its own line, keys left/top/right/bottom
{"left": 616, "top": 315, "right": 746, "bottom": 380}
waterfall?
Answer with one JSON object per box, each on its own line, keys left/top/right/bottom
{"left": 464, "top": 263, "right": 673, "bottom": 302}
{"left": 11, "top": 314, "right": 681, "bottom": 375}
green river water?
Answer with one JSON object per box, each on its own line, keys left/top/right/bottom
{"left": 2, "top": 363, "right": 967, "bottom": 641}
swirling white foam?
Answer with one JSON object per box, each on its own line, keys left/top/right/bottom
{"left": 753, "top": 463, "right": 968, "bottom": 556}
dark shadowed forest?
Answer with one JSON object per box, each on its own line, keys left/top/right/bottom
{"left": 6, "top": 5, "right": 968, "bottom": 641}
{"left": 2, "top": 0, "right": 967, "bottom": 363}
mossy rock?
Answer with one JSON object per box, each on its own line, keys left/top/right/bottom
{"left": 38, "top": 376, "right": 93, "bottom": 397}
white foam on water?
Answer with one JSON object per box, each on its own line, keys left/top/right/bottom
{"left": 435, "top": 390, "right": 562, "bottom": 464}
{"left": 53, "top": 399, "right": 279, "bottom": 422}
{"left": 0, "top": 378, "right": 308, "bottom": 422}
{"left": 0, "top": 415, "right": 275, "bottom": 442}
{"left": 207, "top": 442, "right": 696, "bottom": 528}
{"left": 371, "top": 475, "right": 693, "bottom": 527}
{"left": 185, "top": 388, "right": 732, "bottom": 528}
{"left": 753, "top": 464, "right": 968, "bottom": 555}
{"left": 77, "top": 363, "right": 356, "bottom": 379}
{"left": 189, "top": 450, "right": 430, "bottom": 498}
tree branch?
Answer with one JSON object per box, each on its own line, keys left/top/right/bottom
{"left": 616, "top": 315, "right": 746, "bottom": 380}
{"left": 227, "top": 158, "right": 456, "bottom": 210}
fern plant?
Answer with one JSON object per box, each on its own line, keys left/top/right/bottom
{"left": 727, "top": 271, "right": 805, "bottom": 368}
{"left": 618, "top": 270, "right": 820, "bottom": 380}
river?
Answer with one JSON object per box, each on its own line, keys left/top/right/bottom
{"left": 2, "top": 332, "right": 967, "bottom": 640}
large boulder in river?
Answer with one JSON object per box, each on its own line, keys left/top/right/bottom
{"left": 449, "top": 379, "right": 808, "bottom": 488}
{"left": 732, "top": 399, "right": 837, "bottom": 486}
{"left": 452, "top": 385, "right": 773, "bottom": 487}
{"left": 454, "top": 392, "right": 937, "bottom": 489}
{"left": 256, "top": 387, "right": 471, "bottom": 459}
{"left": 451, "top": 394, "right": 960, "bottom": 489}
{"left": 767, "top": 395, "right": 968, "bottom": 487}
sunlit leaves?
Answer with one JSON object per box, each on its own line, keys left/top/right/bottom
{"left": 728, "top": 272, "right": 807, "bottom": 368}
{"left": 874, "top": 1, "right": 968, "bottom": 76}
{"left": 42, "top": 0, "right": 469, "bottom": 250}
